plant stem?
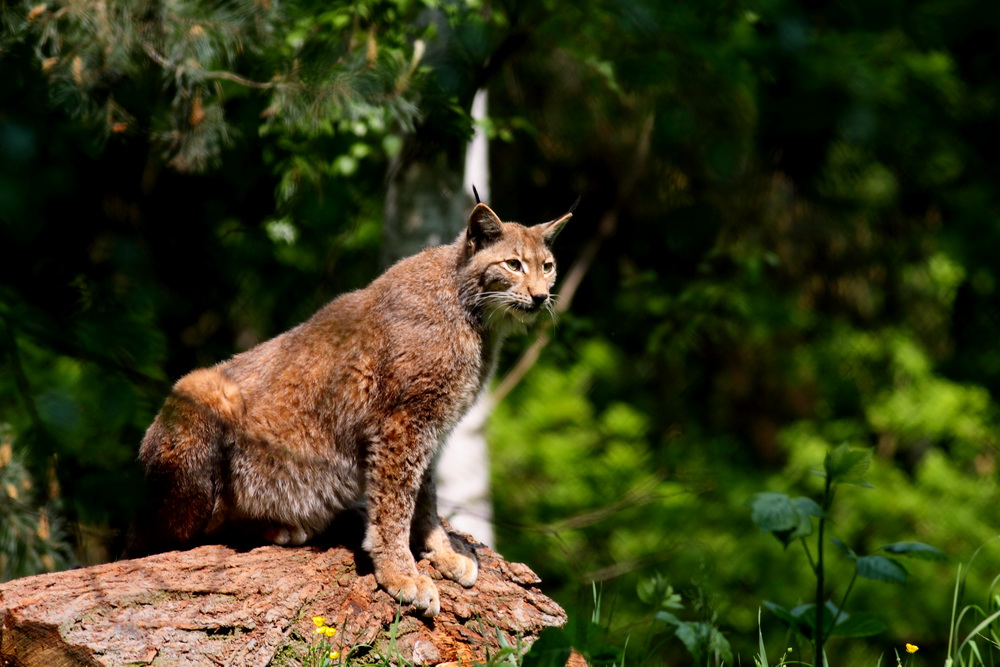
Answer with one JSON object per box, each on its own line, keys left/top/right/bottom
{"left": 814, "top": 515, "right": 825, "bottom": 666}
{"left": 828, "top": 569, "right": 858, "bottom": 641}
{"left": 815, "top": 474, "right": 834, "bottom": 667}
{"left": 946, "top": 563, "right": 963, "bottom": 662}
{"left": 800, "top": 539, "right": 817, "bottom": 575}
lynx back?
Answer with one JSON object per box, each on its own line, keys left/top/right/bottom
{"left": 137, "top": 201, "right": 571, "bottom": 616}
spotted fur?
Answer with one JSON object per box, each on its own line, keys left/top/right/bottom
{"left": 136, "top": 202, "right": 571, "bottom": 616}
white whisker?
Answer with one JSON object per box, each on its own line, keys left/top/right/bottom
{"left": 546, "top": 303, "right": 556, "bottom": 325}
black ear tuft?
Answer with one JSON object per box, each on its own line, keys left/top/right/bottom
{"left": 467, "top": 203, "right": 504, "bottom": 250}
{"left": 568, "top": 195, "right": 581, "bottom": 215}
{"left": 472, "top": 184, "right": 482, "bottom": 205}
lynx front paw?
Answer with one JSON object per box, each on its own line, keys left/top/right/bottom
{"left": 432, "top": 549, "right": 478, "bottom": 588}
{"left": 381, "top": 572, "right": 441, "bottom": 617}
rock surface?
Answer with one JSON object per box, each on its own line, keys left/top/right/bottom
{"left": 0, "top": 527, "right": 566, "bottom": 666}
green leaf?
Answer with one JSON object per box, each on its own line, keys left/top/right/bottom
{"left": 879, "top": 542, "right": 947, "bottom": 561}
{"left": 856, "top": 555, "right": 908, "bottom": 583}
{"left": 750, "top": 493, "right": 798, "bottom": 531}
{"left": 491, "top": 647, "right": 518, "bottom": 661}
{"left": 762, "top": 601, "right": 796, "bottom": 625}
{"left": 773, "top": 601, "right": 842, "bottom": 638}
{"left": 798, "top": 601, "right": 838, "bottom": 632}
{"left": 751, "top": 493, "right": 815, "bottom": 547}
{"left": 772, "top": 512, "right": 814, "bottom": 547}
{"left": 674, "top": 622, "right": 733, "bottom": 665}
{"left": 757, "top": 609, "right": 770, "bottom": 667}
{"left": 673, "top": 623, "right": 701, "bottom": 658}
{"left": 763, "top": 601, "right": 811, "bottom": 639}
{"left": 830, "top": 537, "right": 858, "bottom": 559}
{"left": 637, "top": 573, "right": 682, "bottom": 609}
{"left": 824, "top": 445, "right": 874, "bottom": 488}
{"left": 655, "top": 610, "right": 682, "bottom": 625}
{"left": 636, "top": 575, "right": 663, "bottom": 604}
{"left": 829, "top": 612, "right": 887, "bottom": 637}
{"left": 766, "top": 601, "right": 883, "bottom": 639}
{"left": 791, "top": 496, "right": 825, "bottom": 518}
{"left": 708, "top": 626, "right": 734, "bottom": 666}
{"left": 968, "top": 639, "right": 984, "bottom": 664}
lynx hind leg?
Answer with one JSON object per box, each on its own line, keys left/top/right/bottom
{"left": 137, "top": 368, "right": 243, "bottom": 551}
{"left": 413, "top": 472, "right": 478, "bottom": 588}
{"left": 424, "top": 524, "right": 478, "bottom": 588}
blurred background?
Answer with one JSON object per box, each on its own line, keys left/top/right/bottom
{"left": 2, "top": 0, "right": 1000, "bottom": 664}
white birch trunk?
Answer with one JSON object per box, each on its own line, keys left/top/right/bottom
{"left": 437, "top": 88, "right": 495, "bottom": 547}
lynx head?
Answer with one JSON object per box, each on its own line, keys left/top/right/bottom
{"left": 460, "top": 202, "right": 572, "bottom": 332}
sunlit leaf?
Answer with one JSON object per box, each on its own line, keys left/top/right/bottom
{"left": 824, "top": 445, "right": 874, "bottom": 488}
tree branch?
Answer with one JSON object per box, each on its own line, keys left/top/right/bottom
{"left": 142, "top": 43, "right": 277, "bottom": 89}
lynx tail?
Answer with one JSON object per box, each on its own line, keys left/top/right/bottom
{"left": 136, "top": 368, "right": 243, "bottom": 551}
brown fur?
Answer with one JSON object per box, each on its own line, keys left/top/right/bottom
{"left": 136, "top": 202, "right": 570, "bottom": 616}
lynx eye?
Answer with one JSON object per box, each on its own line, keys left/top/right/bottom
{"left": 505, "top": 259, "right": 522, "bottom": 272}
{"left": 542, "top": 261, "right": 554, "bottom": 273}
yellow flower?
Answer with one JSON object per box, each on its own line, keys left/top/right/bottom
{"left": 315, "top": 626, "right": 329, "bottom": 634}
{"left": 324, "top": 627, "right": 337, "bottom": 637}
{"left": 905, "top": 643, "right": 919, "bottom": 654}
{"left": 329, "top": 651, "right": 340, "bottom": 659}
{"left": 312, "top": 616, "right": 326, "bottom": 627}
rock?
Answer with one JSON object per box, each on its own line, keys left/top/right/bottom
{"left": 0, "top": 528, "right": 566, "bottom": 666}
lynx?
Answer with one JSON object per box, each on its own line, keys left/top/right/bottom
{"left": 136, "top": 200, "right": 571, "bottom": 616}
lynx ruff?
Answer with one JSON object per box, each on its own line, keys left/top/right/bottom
{"left": 137, "top": 201, "right": 572, "bottom": 616}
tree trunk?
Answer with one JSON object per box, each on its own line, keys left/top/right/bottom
{"left": 437, "top": 393, "right": 495, "bottom": 547}
{"left": 383, "top": 88, "right": 496, "bottom": 547}
{"left": 0, "top": 523, "right": 565, "bottom": 667}
{"left": 437, "top": 87, "right": 495, "bottom": 547}
{"left": 382, "top": 153, "right": 467, "bottom": 268}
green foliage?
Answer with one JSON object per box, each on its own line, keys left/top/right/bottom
{"left": 945, "top": 546, "right": 1000, "bottom": 667}
{"left": 2, "top": 0, "right": 425, "bottom": 172}
{"left": 3, "top": 0, "right": 1000, "bottom": 665}
{"left": 750, "top": 446, "right": 945, "bottom": 663}
{"left": 750, "top": 493, "right": 822, "bottom": 547}
{"left": 0, "top": 424, "right": 74, "bottom": 581}
{"left": 639, "top": 575, "right": 733, "bottom": 667}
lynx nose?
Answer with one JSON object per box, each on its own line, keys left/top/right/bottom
{"left": 531, "top": 293, "right": 549, "bottom": 307}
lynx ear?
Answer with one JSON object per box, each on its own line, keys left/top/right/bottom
{"left": 467, "top": 203, "right": 504, "bottom": 249}
{"left": 537, "top": 197, "right": 578, "bottom": 245}
{"left": 538, "top": 212, "right": 572, "bottom": 245}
